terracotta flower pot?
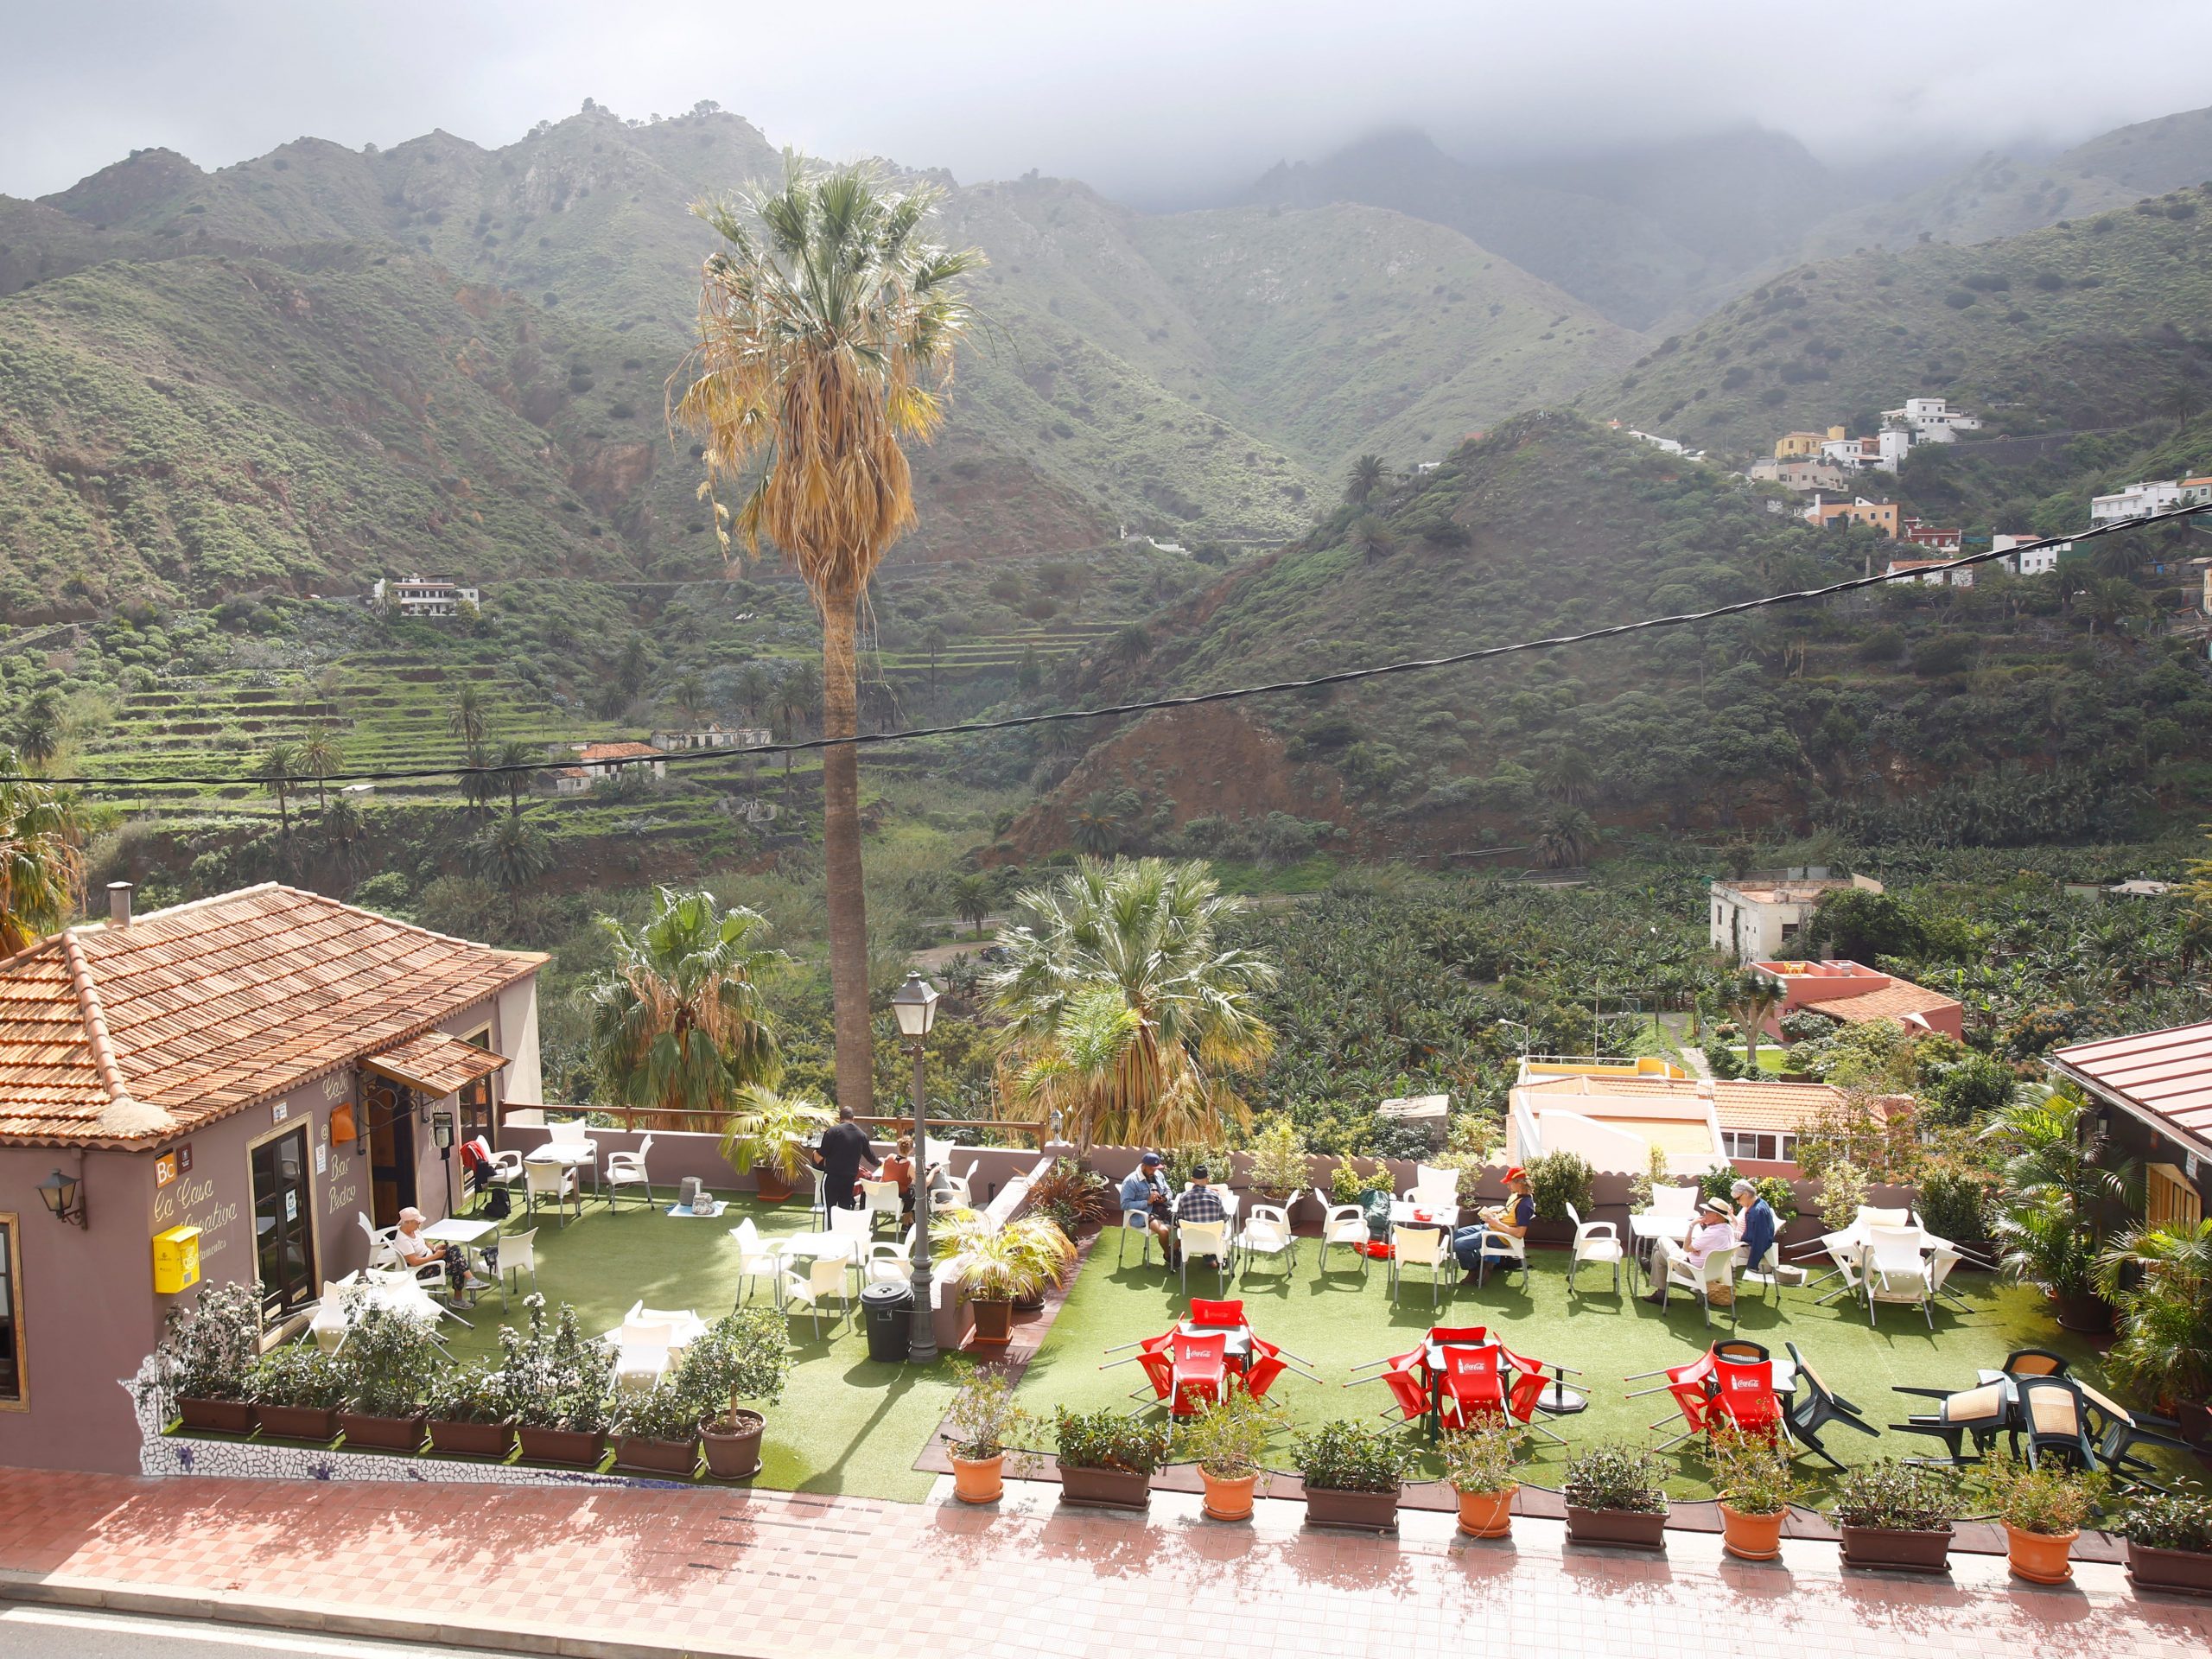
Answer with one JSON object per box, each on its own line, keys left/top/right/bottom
{"left": 1719, "top": 1503, "right": 1787, "bottom": 1561}
{"left": 2005, "top": 1524, "right": 2079, "bottom": 1585}
{"left": 253, "top": 1403, "right": 339, "bottom": 1442}
{"left": 1565, "top": 1505, "right": 1668, "bottom": 1551}
{"left": 1454, "top": 1484, "right": 1516, "bottom": 1539}
{"left": 428, "top": 1419, "right": 516, "bottom": 1459}
{"left": 2053, "top": 1292, "right": 2113, "bottom": 1334}
{"left": 753, "top": 1162, "right": 794, "bottom": 1203}
{"left": 950, "top": 1451, "right": 1005, "bottom": 1504}
{"left": 1058, "top": 1462, "right": 1153, "bottom": 1510}
{"left": 1304, "top": 1484, "right": 1401, "bottom": 1533}
{"left": 517, "top": 1425, "right": 607, "bottom": 1467}
{"left": 701, "top": 1411, "right": 766, "bottom": 1479}
{"left": 1838, "top": 1525, "right": 1952, "bottom": 1573}
{"left": 615, "top": 1433, "right": 701, "bottom": 1477}
{"left": 1200, "top": 1470, "right": 1258, "bottom": 1521}
{"left": 968, "top": 1299, "right": 1014, "bottom": 1348}
{"left": 2126, "top": 1540, "right": 2212, "bottom": 1599}
{"left": 176, "top": 1396, "right": 256, "bottom": 1434}
{"left": 335, "top": 1412, "right": 427, "bottom": 1452}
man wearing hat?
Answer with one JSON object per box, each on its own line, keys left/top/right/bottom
{"left": 1646, "top": 1195, "right": 1738, "bottom": 1306}
{"left": 1119, "top": 1151, "right": 1174, "bottom": 1263}
{"left": 1451, "top": 1166, "right": 1535, "bottom": 1281}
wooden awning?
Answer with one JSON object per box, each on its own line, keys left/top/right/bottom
{"left": 365, "top": 1030, "right": 511, "bottom": 1098}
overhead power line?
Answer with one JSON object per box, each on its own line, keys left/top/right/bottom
{"left": 10, "top": 503, "right": 2202, "bottom": 795}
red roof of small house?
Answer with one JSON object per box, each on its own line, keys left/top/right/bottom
{"left": 2050, "top": 1020, "right": 2212, "bottom": 1153}
{"left": 0, "top": 885, "right": 544, "bottom": 1147}
{"left": 576, "top": 741, "right": 660, "bottom": 762}
{"left": 1804, "top": 982, "right": 1962, "bottom": 1027}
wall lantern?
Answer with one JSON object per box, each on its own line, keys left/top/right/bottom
{"left": 37, "top": 1166, "right": 86, "bottom": 1228}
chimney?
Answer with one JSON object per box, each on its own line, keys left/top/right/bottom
{"left": 107, "top": 882, "right": 133, "bottom": 928}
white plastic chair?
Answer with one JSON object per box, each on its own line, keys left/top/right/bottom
{"left": 1646, "top": 1185, "right": 1698, "bottom": 1218}
{"left": 860, "top": 1179, "right": 903, "bottom": 1235}
{"left": 729, "top": 1218, "right": 783, "bottom": 1306}
{"left": 1234, "top": 1204, "right": 1297, "bottom": 1281}
{"left": 1404, "top": 1163, "right": 1459, "bottom": 1211}
{"left": 1178, "top": 1219, "right": 1231, "bottom": 1295}
{"left": 1473, "top": 1224, "right": 1529, "bottom": 1291}
{"left": 1318, "top": 1203, "right": 1370, "bottom": 1276}
{"left": 782, "top": 1254, "right": 852, "bottom": 1339}
{"left": 1662, "top": 1242, "right": 1738, "bottom": 1328}
{"left": 938, "top": 1173, "right": 974, "bottom": 1211}
{"left": 830, "top": 1205, "right": 873, "bottom": 1246}
{"left": 1566, "top": 1202, "right": 1623, "bottom": 1294}
{"left": 499, "top": 1228, "right": 537, "bottom": 1300}
{"left": 1854, "top": 1205, "right": 1911, "bottom": 1231}
{"left": 1861, "top": 1226, "right": 1934, "bottom": 1329}
{"left": 356, "top": 1211, "right": 399, "bottom": 1268}
{"left": 309, "top": 1281, "right": 352, "bottom": 1353}
{"left": 1116, "top": 1206, "right": 1156, "bottom": 1268}
{"left": 614, "top": 1322, "right": 673, "bottom": 1391}
{"left": 525, "top": 1159, "right": 580, "bottom": 1225}
{"left": 484, "top": 1148, "right": 525, "bottom": 1187}
{"left": 604, "top": 1135, "right": 654, "bottom": 1209}
{"left": 865, "top": 1227, "right": 916, "bottom": 1288}
{"left": 504, "top": 1108, "right": 547, "bottom": 1128}
{"left": 1389, "top": 1223, "right": 1451, "bottom": 1308}
{"left": 1736, "top": 1237, "right": 1785, "bottom": 1308}
{"left": 547, "top": 1117, "right": 588, "bottom": 1147}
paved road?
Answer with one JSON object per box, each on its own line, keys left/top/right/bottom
{"left": 0, "top": 1606, "right": 518, "bottom": 1659}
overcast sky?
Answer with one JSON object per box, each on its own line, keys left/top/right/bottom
{"left": 7, "top": 0, "right": 2212, "bottom": 205}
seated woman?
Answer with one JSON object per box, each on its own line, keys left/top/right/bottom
{"left": 879, "top": 1135, "right": 917, "bottom": 1215}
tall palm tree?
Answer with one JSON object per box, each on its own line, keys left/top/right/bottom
{"left": 458, "top": 744, "right": 502, "bottom": 818}
{"left": 1980, "top": 1087, "right": 2137, "bottom": 1305}
{"left": 12, "top": 694, "right": 61, "bottom": 772}
{"left": 774, "top": 661, "right": 821, "bottom": 799}
{"left": 467, "top": 814, "right": 557, "bottom": 891}
{"left": 0, "top": 751, "right": 86, "bottom": 953}
{"left": 1346, "top": 453, "right": 1386, "bottom": 505}
{"left": 321, "top": 793, "right": 365, "bottom": 880}
{"left": 677, "top": 160, "right": 980, "bottom": 1116}
{"left": 1350, "top": 513, "right": 1395, "bottom": 565}
{"left": 989, "top": 857, "right": 1277, "bottom": 1154}
{"left": 494, "top": 738, "right": 538, "bottom": 817}
{"left": 259, "top": 742, "right": 299, "bottom": 842}
{"left": 671, "top": 672, "right": 711, "bottom": 728}
{"left": 1532, "top": 805, "right": 1596, "bottom": 869}
{"left": 295, "top": 730, "right": 344, "bottom": 812}
{"left": 448, "top": 683, "right": 490, "bottom": 749}
{"left": 588, "top": 888, "right": 785, "bottom": 1131}
{"left": 1538, "top": 747, "right": 1599, "bottom": 808}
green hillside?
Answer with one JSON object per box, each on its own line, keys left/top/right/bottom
{"left": 1004, "top": 412, "right": 2212, "bottom": 860}
{"left": 1582, "top": 183, "right": 2212, "bottom": 456}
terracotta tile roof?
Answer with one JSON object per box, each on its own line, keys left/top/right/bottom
{"left": 576, "top": 741, "right": 660, "bottom": 762}
{"left": 2050, "top": 1020, "right": 2212, "bottom": 1148}
{"left": 1516, "top": 1071, "right": 1847, "bottom": 1134}
{"left": 365, "top": 1030, "right": 512, "bottom": 1098}
{"left": 1805, "top": 982, "right": 1961, "bottom": 1025}
{"left": 0, "top": 884, "right": 545, "bottom": 1147}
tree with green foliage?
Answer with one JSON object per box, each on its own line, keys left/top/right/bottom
{"left": 0, "top": 752, "right": 86, "bottom": 952}
{"left": 921, "top": 622, "right": 949, "bottom": 691}
{"left": 736, "top": 662, "right": 778, "bottom": 727}
{"left": 1532, "top": 804, "right": 1596, "bottom": 868}
{"left": 11, "top": 693, "right": 60, "bottom": 771}
{"left": 677, "top": 160, "right": 980, "bottom": 1116}
{"left": 494, "top": 739, "right": 538, "bottom": 817}
{"left": 295, "top": 730, "right": 343, "bottom": 812}
{"left": 1806, "top": 887, "right": 1923, "bottom": 963}
{"left": 1346, "top": 453, "right": 1386, "bottom": 505}
{"left": 258, "top": 742, "right": 299, "bottom": 843}
{"left": 773, "top": 661, "right": 821, "bottom": 798}
{"left": 1016, "top": 645, "right": 1043, "bottom": 693}
{"left": 670, "top": 672, "right": 711, "bottom": 728}
{"left": 948, "top": 871, "right": 996, "bottom": 938}
{"left": 448, "top": 683, "right": 490, "bottom": 749}
{"left": 1537, "top": 747, "right": 1598, "bottom": 808}
{"left": 1721, "top": 969, "right": 1785, "bottom": 1073}
{"left": 467, "top": 815, "right": 556, "bottom": 891}
{"left": 588, "top": 888, "right": 783, "bottom": 1131}
{"left": 1350, "top": 513, "right": 1395, "bottom": 565}
{"left": 1981, "top": 1086, "right": 2136, "bottom": 1305}
{"left": 458, "top": 744, "right": 502, "bottom": 817}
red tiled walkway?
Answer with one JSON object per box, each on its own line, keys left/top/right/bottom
{"left": 0, "top": 1469, "right": 2204, "bottom": 1659}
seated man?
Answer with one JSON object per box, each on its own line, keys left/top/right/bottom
{"left": 1647, "top": 1197, "right": 1737, "bottom": 1306}
{"left": 1172, "top": 1164, "right": 1229, "bottom": 1269}
{"left": 1118, "top": 1151, "right": 1173, "bottom": 1260}
{"left": 1452, "top": 1167, "right": 1533, "bottom": 1281}
{"left": 1731, "top": 1178, "right": 1777, "bottom": 1274}
{"left": 393, "top": 1205, "right": 484, "bottom": 1306}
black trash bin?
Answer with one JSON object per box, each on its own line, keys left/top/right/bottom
{"left": 861, "top": 1281, "right": 913, "bottom": 1363}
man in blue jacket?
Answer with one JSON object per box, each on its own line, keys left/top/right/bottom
{"left": 1732, "top": 1178, "right": 1777, "bottom": 1274}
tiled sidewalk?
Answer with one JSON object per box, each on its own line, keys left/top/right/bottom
{"left": 0, "top": 1468, "right": 2206, "bottom": 1659}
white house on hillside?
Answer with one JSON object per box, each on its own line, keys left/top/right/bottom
{"left": 1992, "top": 533, "right": 2069, "bottom": 575}
{"left": 2091, "top": 480, "right": 2190, "bottom": 524}
{"left": 1710, "top": 870, "right": 1883, "bottom": 961}
{"left": 371, "top": 575, "right": 480, "bottom": 617}
{"left": 1880, "top": 397, "right": 1981, "bottom": 443}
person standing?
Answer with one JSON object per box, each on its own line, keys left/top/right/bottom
{"left": 814, "top": 1104, "right": 879, "bottom": 1211}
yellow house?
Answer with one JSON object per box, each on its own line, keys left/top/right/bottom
{"left": 1774, "top": 431, "right": 1827, "bottom": 459}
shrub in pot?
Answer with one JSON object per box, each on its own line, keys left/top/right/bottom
{"left": 719, "top": 1086, "right": 831, "bottom": 1202}
{"left": 334, "top": 1304, "right": 437, "bottom": 1451}
{"left": 1292, "top": 1418, "right": 1408, "bottom": 1532}
{"left": 1027, "top": 1160, "right": 1116, "bottom": 1243}
{"left": 2120, "top": 1484, "right": 2212, "bottom": 1598}
{"left": 2093, "top": 1218, "right": 2212, "bottom": 1435}
{"left": 1441, "top": 1421, "right": 1523, "bottom": 1539}
{"left": 1709, "top": 1427, "right": 1797, "bottom": 1561}
{"left": 1173, "top": 1392, "right": 1285, "bottom": 1522}
{"left": 424, "top": 1362, "right": 518, "bottom": 1459}
{"left": 502, "top": 1295, "right": 617, "bottom": 1466}
{"left": 1560, "top": 1443, "right": 1669, "bottom": 1550}
{"left": 613, "top": 1378, "right": 704, "bottom": 1476}
{"left": 1243, "top": 1120, "right": 1308, "bottom": 1205}
{"left": 141, "top": 1281, "right": 262, "bottom": 1433}
{"left": 1053, "top": 1408, "right": 1169, "bottom": 1510}
{"left": 676, "top": 1307, "right": 793, "bottom": 1478}
{"left": 943, "top": 1358, "right": 1033, "bottom": 1504}
{"left": 248, "top": 1344, "right": 347, "bottom": 1442}
{"left": 933, "top": 1210, "right": 1075, "bottom": 1347}
{"left": 1523, "top": 1150, "right": 1596, "bottom": 1229}
{"left": 1981, "top": 1449, "right": 2105, "bottom": 1585}
{"left": 1830, "top": 1459, "right": 1957, "bottom": 1573}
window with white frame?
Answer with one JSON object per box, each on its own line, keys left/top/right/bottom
{"left": 1721, "top": 1131, "right": 1800, "bottom": 1165}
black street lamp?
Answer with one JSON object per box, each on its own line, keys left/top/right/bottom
{"left": 889, "top": 971, "right": 940, "bottom": 1364}
{"left": 37, "top": 1166, "right": 86, "bottom": 1228}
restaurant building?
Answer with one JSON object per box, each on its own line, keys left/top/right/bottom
{"left": 2049, "top": 1020, "right": 2212, "bottom": 1233}
{"left": 0, "top": 883, "right": 544, "bottom": 1473}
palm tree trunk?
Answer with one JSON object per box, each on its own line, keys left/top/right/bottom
{"left": 820, "top": 588, "right": 874, "bottom": 1114}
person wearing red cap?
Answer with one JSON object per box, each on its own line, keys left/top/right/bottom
{"left": 1452, "top": 1167, "right": 1533, "bottom": 1281}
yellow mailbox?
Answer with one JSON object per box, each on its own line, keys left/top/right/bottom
{"left": 153, "top": 1224, "right": 201, "bottom": 1294}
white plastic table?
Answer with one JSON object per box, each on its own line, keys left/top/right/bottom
{"left": 526, "top": 1140, "right": 599, "bottom": 1195}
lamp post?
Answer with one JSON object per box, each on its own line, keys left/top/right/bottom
{"left": 889, "top": 971, "right": 940, "bottom": 1364}
{"left": 1496, "top": 1017, "right": 1533, "bottom": 1063}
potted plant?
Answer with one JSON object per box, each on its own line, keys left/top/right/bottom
{"left": 1027, "top": 1160, "right": 1115, "bottom": 1243}
{"left": 718, "top": 1085, "right": 831, "bottom": 1203}
{"left": 502, "top": 1296, "right": 617, "bottom": 1466}
{"left": 2120, "top": 1484, "right": 2212, "bottom": 1598}
{"left": 424, "top": 1362, "right": 518, "bottom": 1459}
{"left": 333, "top": 1304, "right": 436, "bottom": 1452}
{"left": 933, "top": 1210, "right": 1076, "bottom": 1347}
{"left": 248, "top": 1344, "right": 347, "bottom": 1442}
{"left": 1441, "top": 1421, "right": 1523, "bottom": 1539}
{"left": 677, "top": 1307, "right": 793, "bottom": 1479}
{"left": 1709, "top": 1427, "right": 1797, "bottom": 1560}
{"left": 1173, "top": 1392, "right": 1284, "bottom": 1522}
{"left": 1053, "top": 1408, "right": 1169, "bottom": 1510}
{"left": 1522, "top": 1150, "right": 1596, "bottom": 1245}
{"left": 1245, "top": 1119, "right": 1307, "bottom": 1207}
{"left": 142, "top": 1281, "right": 263, "bottom": 1433}
{"left": 1292, "top": 1418, "right": 1408, "bottom": 1532}
{"left": 2094, "top": 1219, "right": 2212, "bottom": 1444}
{"left": 1982, "top": 1089, "right": 2132, "bottom": 1332}
{"left": 1560, "top": 1443, "right": 1669, "bottom": 1550}
{"left": 1831, "top": 1459, "right": 1957, "bottom": 1573}
{"left": 613, "top": 1378, "right": 704, "bottom": 1476}
{"left": 942, "top": 1359, "right": 1032, "bottom": 1504}
{"left": 1982, "top": 1450, "right": 2105, "bottom": 1584}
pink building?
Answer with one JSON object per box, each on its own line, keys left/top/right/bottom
{"left": 1752, "top": 958, "right": 1964, "bottom": 1040}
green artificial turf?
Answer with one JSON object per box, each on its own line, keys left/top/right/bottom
{"left": 440, "top": 1187, "right": 958, "bottom": 1502}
